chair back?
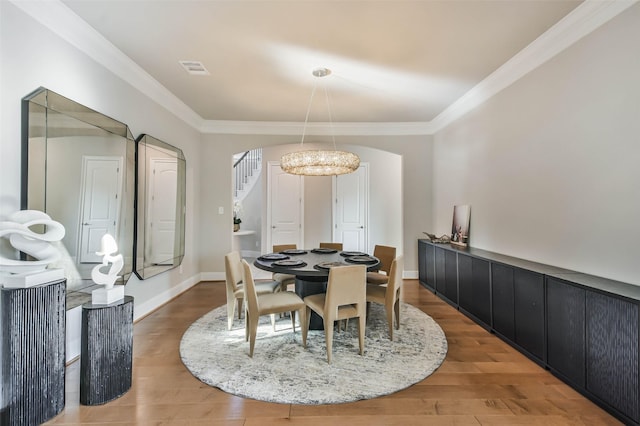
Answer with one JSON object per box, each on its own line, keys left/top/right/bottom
{"left": 373, "top": 245, "right": 396, "bottom": 275}
{"left": 224, "top": 251, "right": 243, "bottom": 292}
{"left": 241, "top": 259, "right": 259, "bottom": 314}
{"left": 319, "top": 242, "right": 343, "bottom": 250}
{"left": 273, "top": 244, "right": 297, "bottom": 252}
{"left": 386, "top": 255, "right": 404, "bottom": 306}
{"left": 326, "top": 265, "right": 367, "bottom": 317}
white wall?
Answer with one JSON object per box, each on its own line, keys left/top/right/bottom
{"left": 0, "top": 2, "right": 203, "bottom": 370}
{"left": 433, "top": 3, "right": 640, "bottom": 286}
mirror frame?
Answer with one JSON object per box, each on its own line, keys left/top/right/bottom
{"left": 21, "top": 87, "right": 136, "bottom": 304}
{"left": 134, "top": 133, "right": 186, "bottom": 279}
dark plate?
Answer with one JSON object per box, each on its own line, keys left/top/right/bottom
{"left": 314, "top": 261, "right": 348, "bottom": 270}
{"left": 272, "top": 259, "right": 307, "bottom": 267}
{"left": 311, "top": 248, "right": 338, "bottom": 254}
{"left": 258, "top": 253, "right": 289, "bottom": 261}
{"left": 281, "top": 249, "right": 308, "bottom": 255}
{"left": 345, "top": 255, "right": 377, "bottom": 264}
{"left": 340, "top": 251, "right": 367, "bottom": 257}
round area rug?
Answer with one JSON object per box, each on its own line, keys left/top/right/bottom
{"left": 180, "top": 302, "right": 447, "bottom": 404}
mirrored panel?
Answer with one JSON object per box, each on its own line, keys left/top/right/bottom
{"left": 135, "top": 134, "right": 186, "bottom": 279}
{"left": 22, "top": 87, "right": 135, "bottom": 309}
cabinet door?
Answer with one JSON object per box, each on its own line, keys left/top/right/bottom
{"left": 458, "top": 254, "right": 473, "bottom": 313}
{"left": 435, "top": 247, "right": 446, "bottom": 296}
{"left": 444, "top": 250, "right": 458, "bottom": 304}
{"left": 586, "top": 291, "right": 639, "bottom": 423}
{"left": 472, "top": 258, "right": 491, "bottom": 326}
{"left": 418, "top": 240, "right": 435, "bottom": 291}
{"left": 514, "top": 269, "right": 545, "bottom": 361}
{"left": 458, "top": 255, "right": 491, "bottom": 327}
{"left": 547, "top": 277, "right": 585, "bottom": 388}
{"left": 491, "top": 263, "right": 515, "bottom": 341}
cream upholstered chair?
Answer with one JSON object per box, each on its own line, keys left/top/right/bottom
{"left": 241, "top": 259, "right": 307, "bottom": 357}
{"left": 272, "top": 244, "right": 297, "bottom": 291}
{"left": 303, "top": 264, "right": 367, "bottom": 363}
{"left": 366, "top": 245, "right": 396, "bottom": 286}
{"left": 318, "top": 242, "right": 343, "bottom": 250}
{"left": 224, "top": 251, "right": 279, "bottom": 330}
{"left": 366, "top": 255, "right": 403, "bottom": 340}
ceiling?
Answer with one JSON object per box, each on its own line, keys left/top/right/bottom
{"left": 61, "top": 0, "right": 583, "bottom": 125}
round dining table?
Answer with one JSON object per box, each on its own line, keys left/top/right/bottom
{"left": 253, "top": 248, "right": 380, "bottom": 330}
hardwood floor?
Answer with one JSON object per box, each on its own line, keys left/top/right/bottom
{"left": 46, "top": 280, "right": 620, "bottom": 425}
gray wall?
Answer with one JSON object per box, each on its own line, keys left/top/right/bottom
{"left": 432, "top": 3, "right": 640, "bottom": 285}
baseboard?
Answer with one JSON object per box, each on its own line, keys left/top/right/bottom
{"left": 404, "top": 270, "right": 418, "bottom": 279}
{"left": 132, "top": 273, "right": 201, "bottom": 322}
{"left": 200, "top": 272, "right": 225, "bottom": 282}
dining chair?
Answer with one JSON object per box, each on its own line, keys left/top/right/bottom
{"left": 241, "top": 259, "right": 307, "bottom": 357}
{"left": 303, "top": 264, "right": 367, "bottom": 363}
{"left": 366, "top": 255, "right": 403, "bottom": 340}
{"left": 224, "top": 251, "right": 280, "bottom": 330}
{"left": 366, "top": 245, "right": 396, "bottom": 286}
{"left": 272, "top": 244, "right": 297, "bottom": 291}
{"left": 318, "top": 242, "right": 343, "bottom": 250}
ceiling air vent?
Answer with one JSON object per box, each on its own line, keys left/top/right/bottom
{"left": 179, "top": 60, "right": 210, "bottom": 76}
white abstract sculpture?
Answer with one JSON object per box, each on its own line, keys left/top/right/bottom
{"left": 0, "top": 210, "right": 66, "bottom": 288}
{"left": 91, "top": 233, "right": 125, "bottom": 304}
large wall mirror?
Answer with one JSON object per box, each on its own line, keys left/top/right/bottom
{"left": 22, "top": 87, "right": 135, "bottom": 309}
{"left": 135, "top": 134, "right": 186, "bottom": 279}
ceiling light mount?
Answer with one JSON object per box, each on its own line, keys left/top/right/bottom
{"left": 312, "top": 67, "right": 331, "bottom": 78}
{"left": 280, "top": 68, "right": 360, "bottom": 176}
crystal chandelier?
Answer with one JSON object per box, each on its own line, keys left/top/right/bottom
{"left": 280, "top": 68, "right": 360, "bottom": 176}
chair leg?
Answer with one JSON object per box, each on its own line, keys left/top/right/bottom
{"left": 271, "top": 314, "right": 276, "bottom": 331}
{"left": 290, "top": 310, "right": 297, "bottom": 333}
{"left": 300, "top": 307, "right": 307, "bottom": 348}
{"left": 386, "top": 304, "right": 395, "bottom": 341}
{"left": 394, "top": 299, "right": 400, "bottom": 330}
{"left": 324, "top": 318, "right": 334, "bottom": 364}
{"left": 358, "top": 315, "right": 366, "bottom": 355}
{"left": 238, "top": 297, "right": 243, "bottom": 319}
{"left": 248, "top": 312, "right": 259, "bottom": 357}
{"left": 227, "top": 299, "right": 235, "bottom": 331}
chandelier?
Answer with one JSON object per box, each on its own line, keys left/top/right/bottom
{"left": 280, "top": 68, "right": 360, "bottom": 176}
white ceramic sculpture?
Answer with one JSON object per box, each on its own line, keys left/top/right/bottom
{"left": 0, "top": 210, "right": 65, "bottom": 287}
{"left": 91, "top": 234, "right": 125, "bottom": 304}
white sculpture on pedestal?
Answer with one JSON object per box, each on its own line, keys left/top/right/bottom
{"left": 0, "top": 210, "right": 65, "bottom": 288}
{"left": 91, "top": 234, "right": 125, "bottom": 305}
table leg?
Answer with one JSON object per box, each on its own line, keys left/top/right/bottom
{"left": 295, "top": 276, "right": 327, "bottom": 330}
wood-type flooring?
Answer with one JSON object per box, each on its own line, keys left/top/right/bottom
{"left": 46, "top": 280, "right": 621, "bottom": 425}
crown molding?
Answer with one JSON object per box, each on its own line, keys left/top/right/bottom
{"left": 10, "top": 0, "right": 204, "bottom": 130}
{"left": 429, "top": 0, "right": 638, "bottom": 133}
{"left": 12, "top": 0, "right": 637, "bottom": 137}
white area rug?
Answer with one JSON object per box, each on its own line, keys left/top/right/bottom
{"left": 180, "top": 302, "right": 447, "bottom": 404}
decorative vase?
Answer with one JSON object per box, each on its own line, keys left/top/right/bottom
{"left": 233, "top": 223, "right": 240, "bottom": 232}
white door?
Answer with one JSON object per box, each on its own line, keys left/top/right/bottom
{"left": 333, "top": 163, "right": 368, "bottom": 252}
{"left": 79, "top": 156, "right": 123, "bottom": 263}
{"left": 268, "top": 162, "right": 303, "bottom": 250}
{"left": 148, "top": 158, "right": 178, "bottom": 265}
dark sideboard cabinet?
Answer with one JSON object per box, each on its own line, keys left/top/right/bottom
{"left": 417, "top": 239, "right": 640, "bottom": 426}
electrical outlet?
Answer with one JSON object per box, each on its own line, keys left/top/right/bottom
{"left": 218, "top": 206, "right": 224, "bottom": 214}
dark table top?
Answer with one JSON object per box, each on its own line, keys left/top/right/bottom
{"left": 253, "top": 249, "right": 380, "bottom": 277}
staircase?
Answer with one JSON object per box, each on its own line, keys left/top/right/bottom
{"left": 233, "top": 148, "right": 262, "bottom": 200}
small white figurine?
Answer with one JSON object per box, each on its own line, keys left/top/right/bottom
{"left": 91, "top": 234, "right": 125, "bottom": 304}
{"left": 0, "top": 210, "right": 65, "bottom": 287}
{"left": 91, "top": 234, "right": 123, "bottom": 289}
